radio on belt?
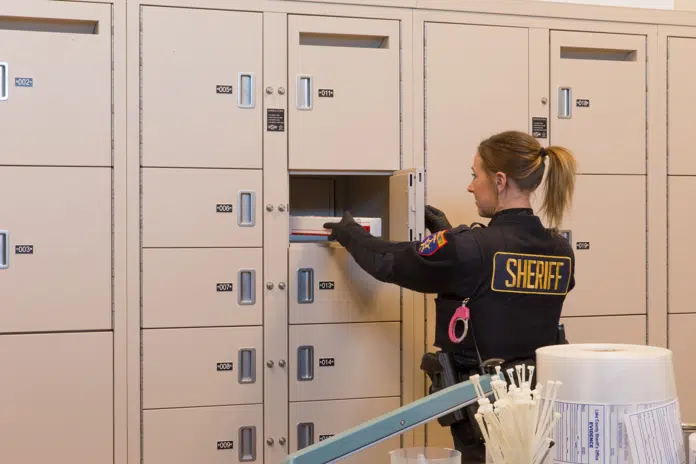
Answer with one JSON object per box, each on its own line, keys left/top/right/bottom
{"left": 290, "top": 216, "right": 382, "bottom": 238}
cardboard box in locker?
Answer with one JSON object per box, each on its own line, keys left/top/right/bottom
{"left": 289, "top": 322, "right": 401, "bottom": 402}
{"left": 142, "top": 327, "right": 263, "bottom": 409}
{"left": 290, "top": 215, "right": 382, "bottom": 238}
{"left": 288, "top": 242, "right": 400, "bottom": 324}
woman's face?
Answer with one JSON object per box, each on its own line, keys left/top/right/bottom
{"left": 467, "top": 153, "right": 499, "bottom": 218}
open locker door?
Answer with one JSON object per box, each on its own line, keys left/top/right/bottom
{"left": 389, "top": 168, "right": 425, "bottom": 243}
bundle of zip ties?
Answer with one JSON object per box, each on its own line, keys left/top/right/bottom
{"left": 469, "top": 364, "right": 562, "bottom": 464}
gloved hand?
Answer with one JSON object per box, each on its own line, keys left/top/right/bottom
{"left": 424, "top": 205, "right": 452, "bottom": 233}
{"left": 323, "top": 211, "right": 358, "bottom": 241}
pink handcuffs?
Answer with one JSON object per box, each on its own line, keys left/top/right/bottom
{"left": 448, "top": 299, "right": 470, "bottom": 344}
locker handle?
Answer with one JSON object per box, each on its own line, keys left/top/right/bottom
{"left": 238, "top": 269, "right": 256, "bottom": 305}
{"left": 238, "top": 72, "right": 255, "bottom": 109}
{"left": 558, "top": 87, "right": 572, "bottom": 119}
{"left": 239, "top": 425, "right": 257, "bottom": 462}
{"left": 297, "top": 75, "right": 313, "bottom": 110}
{"left": 238, "top": 191, "right": 256, "bottom": 227}
{"left": 297, "top": 423, "right": 315, "bottom": 450}
{"left": 0, "top": 63, "right": 7, "bottom": 101}
{"left": 238, "top": 348, "right": 256, "bottom": 384}
{"left": 297, "top": 345, "right": 314, "bottom": 381}
{"left": 0, "top": 230, "right": 8, "bottom": 269}
{"left": 297, "top": 268, "right": 314, "bottom": 304}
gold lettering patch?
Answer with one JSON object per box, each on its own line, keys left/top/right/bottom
{"left": 491, "top": 252, "right": 572, "bottom": 295}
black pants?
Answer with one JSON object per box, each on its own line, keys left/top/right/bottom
{"left": 449, "top": 409, "right": 486, "bottom": 463}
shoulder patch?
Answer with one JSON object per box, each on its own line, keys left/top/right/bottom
{"left": 491, "top": 251, "right": 572, "bottom": 295}
{"left": 418, "top": 230, "right": 449, "bottom": 256}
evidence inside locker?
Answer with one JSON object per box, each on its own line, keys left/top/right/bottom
{"left": 287, "top": 171, "right": 421, "bottom": 325}
{"left": 289, "top": 174, "right": 391, "bottom": 242}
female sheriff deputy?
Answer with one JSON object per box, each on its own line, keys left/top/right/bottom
{"left": 322, "top": 130, "right": 578, "bottom": 462}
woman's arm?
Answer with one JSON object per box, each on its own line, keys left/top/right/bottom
{"left": 323, "top": 213, "right": 478, "bottom": 295}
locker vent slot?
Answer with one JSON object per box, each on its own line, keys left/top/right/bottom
{"left": 0, "top": 231, "right": 8, "bottom": 268}
{"left": 238, "top": 72, "right": 255, "bottom": 109}
{"left": 0, "top": 63, "right": 7, "bottom": 101}
{"left": 297, "top": 423, "right": 315, "bottom": 450}
{"left": 297, "top": 268, "right": 314, "bottom": 304}
{"left": 237, "top": 191, "right": 256, "bottom": 227}
{"left": 238, "top": 270, "right": 256, "bottom": 305}
{"left": 299, "top": 32, "right": 389, "bottom": 49}
{"left": 560, "top": 46, "right": 637, "bottom": 62}
{"left": 0, "top": 17, "right": 99, "bottom": 34}
{"left": 238, "top": 426, "right": 257, "bottom": 462}
{"left": 238, "top": 348, "right": 256, "bottom": 384}
{"left": 297, "top": 346, "right": 314, "bottom": 381}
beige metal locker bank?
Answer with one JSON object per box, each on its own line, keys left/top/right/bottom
{"left": 1, "top": 0, "right": 696, "bottom": 462}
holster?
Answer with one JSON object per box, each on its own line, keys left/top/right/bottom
{"left": 419, "top": 352, "right": 468, "bottom": 426}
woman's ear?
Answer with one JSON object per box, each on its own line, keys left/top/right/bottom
{"left": 495, "top": 172, "right": 507, "bottom": 193}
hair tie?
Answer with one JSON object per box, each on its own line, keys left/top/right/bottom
{"left": 540, "top": 147, "right": 547, "bottom": 158}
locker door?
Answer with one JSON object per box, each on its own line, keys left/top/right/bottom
{"left": 289, "top": 322, "right": 401, "bottom": 402}
{"left": 560, "top": 315, "right": 646, "bottom": 344}
{"left": 142, "top": 248, "right": 263, "bottom": 328}
{"left": 142, "top": 327, "right": 263, "bottom": 409}
{"left": 288, "top": 15, "right": 400, "bottom": 171}
{"left": 142, "top": 168, "right": 262, "bottom": 248}
{"left": 288, "top": 243, "right": 401, "bottom": 324}
{"left": 289, "top": 397, "right": 401, "bottom": 464}
{"left": 141, "top": 7, "right": 262, "bottom": 169}
{"left": 424, "top": 22, "right": 529, "bottom": 228}
{"left": 0, "top": 332, "right": 113, "bottom": 463}
{"left": 0, "top": 167, "right": 112, "bottom": 332}
{"left": 0, "top": 8, "right": 111, "bottom": 167}
{"left": 143, "top": 404, "right": 262, "bottom": 464}
{"left": 667, "top": 37, "right": 696, "bottom": 175}
{"left": 668, "top": 177, "right": 696, "bottom": 314}
{"left": 534, "top": 175, "right": 646, "bottom": 317}
{"left": 668, "top": 314, "right": 696, "bottom": 423}
{"left": 550, "top": 31, "right": 646, "bottom": 174}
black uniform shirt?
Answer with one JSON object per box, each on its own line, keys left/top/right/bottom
{"left": 331, "top": 208, "right": 575, "bottom": 364}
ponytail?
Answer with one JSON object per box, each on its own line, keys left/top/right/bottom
{"left": 477, "top": 130, "right": 577, "bottom": 229}
{"left": 540, "top": 146, "right": 577, "bottom": 229}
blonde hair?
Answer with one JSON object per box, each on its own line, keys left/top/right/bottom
{"left": 477, "top": 130, "right": 577, "bottom": 228}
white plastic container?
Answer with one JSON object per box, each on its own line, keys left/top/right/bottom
{"left": 389, "top": 447, "right": 461, "bottom": 464}
{"left": 689, "top": 432, "right": 696, "bottom": 464}
{"left": 290, "top": 215, "right": 382, "bottom": 238}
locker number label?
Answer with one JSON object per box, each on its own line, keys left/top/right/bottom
{"left": 576, "top": 99, "right": 590, "bottom": 107}
{"left": 216, "top": 85, "right": 233, "bottom": 94}
{"left": 318, "top": 89, "right": 334, "bottom": 98}
{"left": 15, "top": 245, "right": 33, "bottom": 254}
{"left": 216, "top": 283, "right": 234, "bottom": 292}
{"left": 319, "top": 358, "right": 335, "bottom": 367}
{"left": 216, "top": 362, "right": 234, "bottom": 371}
{"left": 216, "top": 204, "right": 234, "bottom": 213}
{"left": 15, "top": 78, "right": 33, "bottom": 87}
{"left": 217, "top": 441, "right": 234, "bottom": 450}
{"left": 576, "top": 241, "right": 590, "bottom": 250}
{"left": 319, "top": 435, "right": 334, "bottom": 441}
{"left": 318, "top": 281, "right": 335, "bottom": 290}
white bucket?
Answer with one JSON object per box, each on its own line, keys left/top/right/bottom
{"left": 389, "top": 447, "right": 461, "bottom": 464}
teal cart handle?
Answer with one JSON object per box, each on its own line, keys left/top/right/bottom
{"left": 282, "top": 375, "right": 492, "bottom": 464}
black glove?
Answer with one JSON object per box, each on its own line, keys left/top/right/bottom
{"left": 424, "top": 205, "right": 452, "bottom": 233}
{"left": 323, "top": 211, "right": 357, "bottom": 241}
